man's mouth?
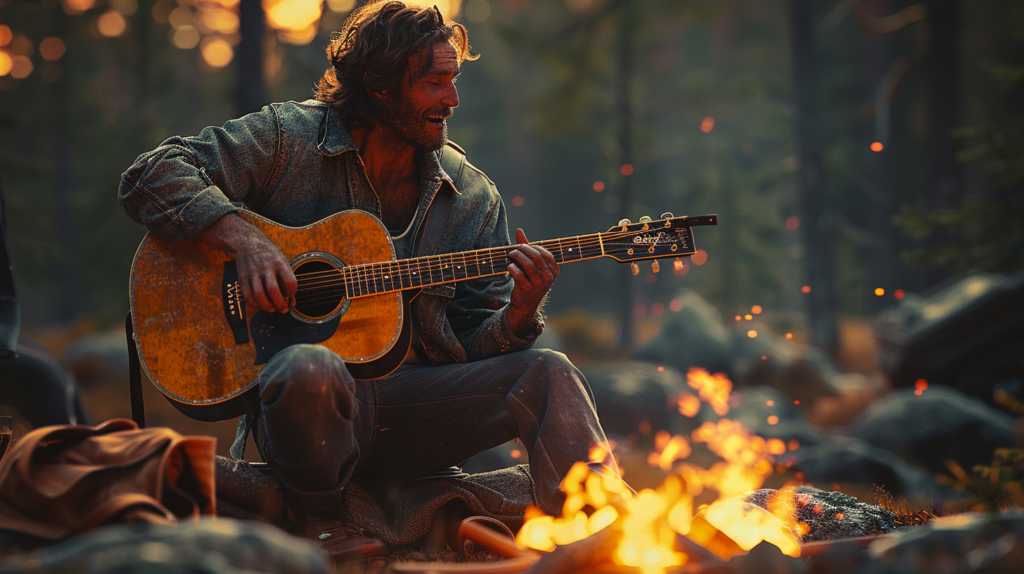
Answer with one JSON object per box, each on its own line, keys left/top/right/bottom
{"left": 427, "top": 112, "right": 451, "bottom": 125}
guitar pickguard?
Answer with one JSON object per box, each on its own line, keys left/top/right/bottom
{"left": 249, "top": 310, "right": 343, "bottom": 364}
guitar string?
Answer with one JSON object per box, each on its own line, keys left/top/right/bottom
{"left": 296, "top": 233, "right": 610, "bottom": 299}
{"left": 287, "top": 230, "right": 681, "bottom": 307}
{"left": 296, "top": 227, "right": 660, "bottom": 290}
{"left": 287, "top": 222, "right": 686, "bottom": 291}
{"left": 239, "top": 226, "right": 685, "bottom": 306}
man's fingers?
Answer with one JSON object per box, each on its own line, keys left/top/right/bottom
{"left": 515, "top": 228, "right": 528, "bottom": 244}
{"left": 249, "top": 278, "right": 274, "bottom": 313}
{"left": 264, "top": 274, "right": 290, "bottom": 314}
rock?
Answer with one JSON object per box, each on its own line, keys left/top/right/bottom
{"left": 868, "top": 511, "right": 1024, "bottom": 574}
{"left": 707, "top": 386, "right": 826, "bottom": 447}
{"left": 62, "top": 331, "right": 130, "bottom": 388}
{"left": 745, "top": 486, "right": 900, "bottom": 542}
{"left": 0, "top": 517, "right": 331, "bottom": 573}
{"left": 849, "top": 386, "right": 1016, "bottom": 475}
{"left": 580, "top": 361, "right": 687, "bottom": 439}
{"left": 632, "top": 289, "right": 734, "bottom": 375}
{"left": 782, "top": 436, "right": 941, "bottom": 499}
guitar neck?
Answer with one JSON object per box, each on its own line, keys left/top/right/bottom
{"left": 341, "top": 233, "right": 605, "bottom": 298}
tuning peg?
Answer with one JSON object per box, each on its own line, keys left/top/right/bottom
{"left": 661, "top": 212, "right": 674, "bottom": 219}
{"left": 651, "top": 261, "right": 660, "bottom": 273}
{"left": 630, "top": 263, "right": 639, "bottom": 276}
{"left": 674, "top": 258, "right": 685, "bottom": 271}
{"left": 618, "top": 218, "right": 631, "bottom": 226}
{"left": 638, "top": 215, "right": 652, "bottom": 223}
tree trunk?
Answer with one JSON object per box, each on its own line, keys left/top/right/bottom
{"left": 614, "top": 2, "right": 638, "bottom": 350}
{"left": 788, "top": 0, "right": 838, "bottom": 352}
{"left": 235, "top": 0, "right": 268, "bottom": 116}
{"left": 923, "top": 0, "right": 961, "bottom": 209}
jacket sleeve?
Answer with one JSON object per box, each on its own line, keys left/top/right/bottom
{"left": 117, "top": 104, "right": 281, "bottom": 242}
{"left": 446, "top": 195, "right": 545, "bottom": 361}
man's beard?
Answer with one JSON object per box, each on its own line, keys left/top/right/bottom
{"left": 379, "top": 98, "right": 448, "bottom": 152}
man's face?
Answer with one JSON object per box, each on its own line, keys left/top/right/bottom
{"left": 382, "top": 41, "right": 461, "bottom": 151}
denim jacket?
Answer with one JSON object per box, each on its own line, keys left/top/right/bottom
{"left": 118, "top": 99, "right": 542, "bottom": 369}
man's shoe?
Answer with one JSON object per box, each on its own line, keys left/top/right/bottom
{"left": 308, "top": 519, "right": 389, "bottom": 565}
{"left": 286, "top": 489, "right": 389, "bottom": 565}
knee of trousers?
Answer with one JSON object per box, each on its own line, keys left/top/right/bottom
{"left": 514, "top": 349, "right": 596, "bottom": 407}
{"left": 259, "top": 344, "right": 355, "bottom": 412}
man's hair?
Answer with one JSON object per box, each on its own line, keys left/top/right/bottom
{"left": 315, "top": 1, "right": 477, "bottom": 128}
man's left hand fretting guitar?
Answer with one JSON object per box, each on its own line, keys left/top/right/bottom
{"left": 129, "top": 210, "right": 717, "bottom": 421}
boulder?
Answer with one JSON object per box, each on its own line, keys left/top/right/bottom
{"left": 782, "top": 436, "right": 942, "bottom": 499}
{"left": 632, "top": 289, "right": 734, "bottom": 375}
{"left": 62, "top": 331, "right": 130, "bottom": 388}
{"left": 580, "top": 361, "right": 687, "bottom": 439}
{"left": 745, "top": 486, "right": 900, "bottom": 542}
{"left": 848, "top": 386, "right": 1016, "bottom": 475}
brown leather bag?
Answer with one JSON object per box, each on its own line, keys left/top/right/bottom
{"left": 0, "top": 418, "right": 216, "bottom": 540}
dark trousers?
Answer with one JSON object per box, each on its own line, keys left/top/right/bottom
{"left": 253, "top": 345, "right": 611, "bottom": 516}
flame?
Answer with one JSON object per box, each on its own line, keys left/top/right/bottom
{"left": 518, "top": 369, "right": 804, "bottom": 568}
{"left": 686, "top": 367, "right": 731, "bottom": 416}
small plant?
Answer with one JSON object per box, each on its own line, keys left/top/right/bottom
{"left": 936, "top": 449, "right": 1024, "bottom": 513}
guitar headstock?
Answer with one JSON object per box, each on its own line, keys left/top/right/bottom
{"left": 601, "top": 214, "right": 717, "bottom": 263}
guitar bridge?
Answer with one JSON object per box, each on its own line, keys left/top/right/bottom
{"left": 222, "top": 261, "right": 249, "bottom": 344}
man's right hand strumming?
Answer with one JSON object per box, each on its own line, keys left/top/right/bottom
{"left": 198, "top": 213, "right": 297, "bottom": 314}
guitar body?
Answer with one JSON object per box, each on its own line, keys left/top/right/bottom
{"left": 130, "top": 210, "right": 408, "bottom": 422}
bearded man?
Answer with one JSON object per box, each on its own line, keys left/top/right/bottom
{"left": 119, "top": 0, "right": 616, "bottom": 562}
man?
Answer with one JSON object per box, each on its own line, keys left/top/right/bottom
{"left": 118, "top": 0, "right": 615, "bottom": 560}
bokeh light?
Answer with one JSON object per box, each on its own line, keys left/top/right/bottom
{"left": 98, "top": 10, "right": 128, "bottom": 37}
{"left": 691, "top": 249, "right": 707, "bottom": 266}
{"left": 747, "top": 330, "right": 757, "bottom": 338}
{"left": 894, "top": 289, "right": 905, "bottom": 300}
{"left": 669, "top": 298, "right": 683, "bottom": 312}
{"left": 464, "top": 0, "right": 491, "bottom": 22}
{"left": 169, "top": 6, "right": 194, "bottom": 29}
{"left": 326, "top": 0, "right": 357, "bottom": 12}
{"left": 39, "top": 37, "right": 66, "bottom": 61}
{"left": 620, "top": 164, "right": 633, "bottom": 176}
{"left": 172, "top": 26, "right": 201, "bottom": 49}
{"left": 0, "top": 25, "right": 12, "bottom": 47}
{"left": 62, "top": 0, "right": 97, "bottom": 15}
{"left": 110, "top": 0, "right": 139, "bottom": 16}
{"left": 10, "top": 55, "right": 33, "bottom": 79}
{"left": 200, "top": 36, "right": 234, "bottom": 67}
{"left": 700, "top": 116, "right": 715, "bottom": 133}
{"left": 801, "top": 285, "right": 811, "bottom": 294}
{"left": 874, "top": 287, "right": 884, "bottom": 296}
{"left": 0, "top": 51, "right": 12, "bottom": 77}
{"left": 785, "top": 216, "right": 799, "bottom": 230}
{"left": 593, "top": 181, "right": 604, "bottom": 192}
{"left": 751, "top": 305, "right": 762, "bottom": 314}
{"left": 511, "top": 195, "right": 525, "bottom": 207}
{"left": 870, "top": 141, "right": 884, "bottom": 152}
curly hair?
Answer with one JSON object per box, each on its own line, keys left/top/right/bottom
{"left": 314, "top": 1, "right": 478, "bottom": 128}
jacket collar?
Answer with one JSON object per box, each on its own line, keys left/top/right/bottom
{"left": 318, "top": 104, "right": 457, "bottom": 190}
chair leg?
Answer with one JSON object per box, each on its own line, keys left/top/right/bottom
{"left": 125, "top": 313, "right": 146, "bottom": 428}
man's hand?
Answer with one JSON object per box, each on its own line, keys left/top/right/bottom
{"left": 198, "top": 213, "right": 297, "bottom": 314}
{"left": 507, "top": 228, "right": 559, "bottom": 335}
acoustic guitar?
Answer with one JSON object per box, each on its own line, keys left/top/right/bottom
{"left": 129, "top": 210, "right": 717, "bottom": 421}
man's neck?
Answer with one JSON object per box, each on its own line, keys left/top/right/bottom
{"left": 348, "top": 123, "right": 420, "bottom": 195}
{"left": 348, "top": 122, "right": 424, "bottom": 231}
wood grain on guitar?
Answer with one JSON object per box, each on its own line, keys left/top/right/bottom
{"left": 130, "top": 210, "right": 716, "bottom": 421}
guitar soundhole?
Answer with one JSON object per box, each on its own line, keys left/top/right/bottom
{"left": 292, "top": 258, "right": 347, "bottom": 321}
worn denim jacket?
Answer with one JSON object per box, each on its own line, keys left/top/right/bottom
{"left": 118, "top": 99, "right": 542, "bottom": 370}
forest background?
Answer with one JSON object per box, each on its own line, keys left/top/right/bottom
{"left": 0, "top": 0, "right": 1022, "bottom": 371}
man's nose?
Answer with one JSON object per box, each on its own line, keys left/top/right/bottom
{"left": 443, "top": 84, "right": 459, "bottom": 109}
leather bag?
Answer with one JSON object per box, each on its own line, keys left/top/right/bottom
{"left": 0, "top": 418, "right": 215, "bottom": 540}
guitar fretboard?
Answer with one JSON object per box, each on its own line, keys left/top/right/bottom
{"left": 338, "top": 233, "right": 606, "bottom": 298}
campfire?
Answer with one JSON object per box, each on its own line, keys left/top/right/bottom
{"left": 512, "top": 368, "right": 807, "bottom": 573}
